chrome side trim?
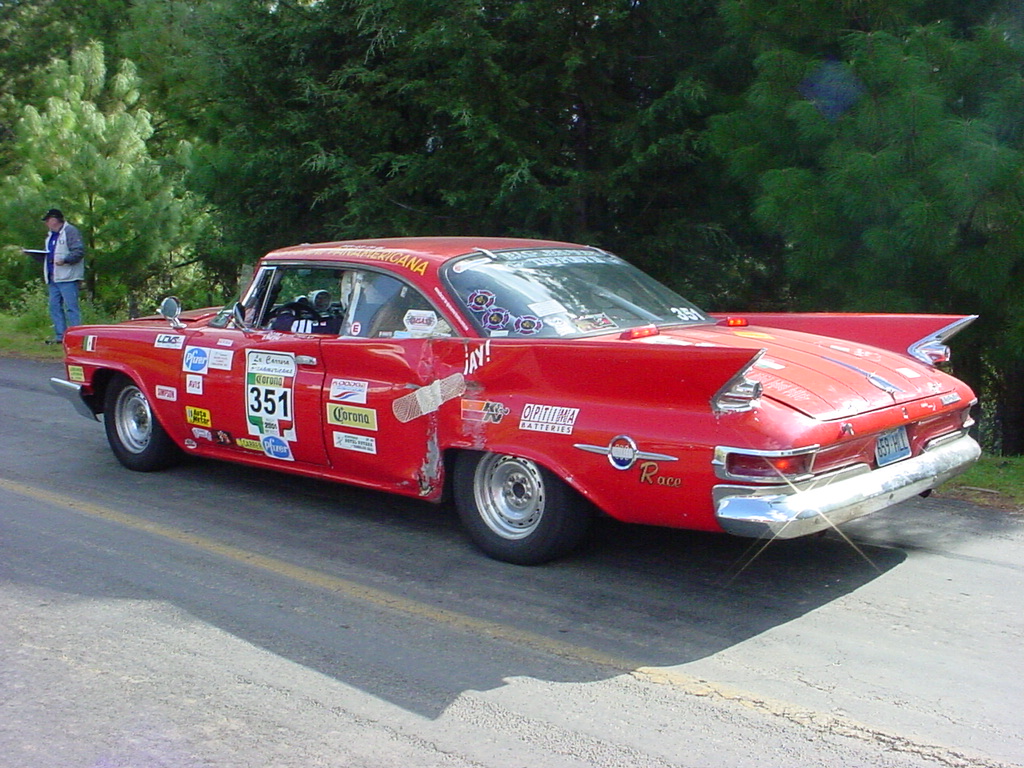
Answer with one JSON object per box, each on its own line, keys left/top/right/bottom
{"left": 49, "top": 377, "right": 99, "bottom": 421}
{"left": 714, "top": 433, "right": 981, "bottom": 539}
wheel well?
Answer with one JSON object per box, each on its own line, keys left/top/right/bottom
{"left": 88, "top": 368, "right": 121, "bottom": 415}
{"left": 441, "top": 447, "right": 595, "bottom": 511}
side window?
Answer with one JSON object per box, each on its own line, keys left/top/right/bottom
{"left": 343, "top": 270, "right": 451, "bottom": 338}
{"left": 258, "top": 266, "right": 350, "bottom": 334}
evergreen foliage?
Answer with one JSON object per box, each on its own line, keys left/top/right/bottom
{"left": 1, "top": 0, "right": 1024, "bottom": 449}
{"left": 0, "top": 43, "right": 214, "bottom": 317}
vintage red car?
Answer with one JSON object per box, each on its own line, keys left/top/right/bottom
{"left": 51, "top": 237, "right": 981, "bottom": 564}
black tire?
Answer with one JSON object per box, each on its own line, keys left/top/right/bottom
{"left": 453, "top": 451, "right": 592, "bottom": 565}
{"left": 103, "top": 374, "right": 183, "bottom": 471}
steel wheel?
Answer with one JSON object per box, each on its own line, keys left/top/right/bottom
{"left": 104, "top": 374, "right": 182, "bottom": 472}
{"left": 473, "top": 454, "right": 546, "bottom": 540}
{"left": 114, "top": 384, "right": 154, "bottom": 454}
{"left": 454, "top": 451, "right": 592, "bottom": 565}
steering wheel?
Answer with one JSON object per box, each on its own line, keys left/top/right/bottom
{"left": 267, "top": 299, "right": 322, "bottom": 322}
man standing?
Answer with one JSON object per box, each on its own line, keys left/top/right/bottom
{"left": 40, "top": 208, "right": 86, "bottom": 344}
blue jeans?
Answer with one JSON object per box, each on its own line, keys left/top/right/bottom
{"left": 48, "top": 280, "right": 81, "bottom": 340}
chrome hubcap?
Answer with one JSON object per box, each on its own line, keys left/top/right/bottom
{"left": 473, "top": 455, "right": 545, "bottom": 540}
{"left": 115, "top": 386, "right": 152, "bottom": 454}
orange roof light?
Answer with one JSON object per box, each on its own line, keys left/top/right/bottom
{"left": 620, "top": 325, "right": 660, "bottom": 340}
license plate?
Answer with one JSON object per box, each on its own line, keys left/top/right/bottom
{"left": 875, "top": 426, "right": 911, "bottom": 467}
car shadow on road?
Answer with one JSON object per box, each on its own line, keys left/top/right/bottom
{"left": 13, "top": 451, "right": 1019, "bottom": 721}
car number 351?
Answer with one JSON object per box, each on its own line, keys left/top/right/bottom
{"left": 248, "top": 385, "right": 291, "bottom": 418}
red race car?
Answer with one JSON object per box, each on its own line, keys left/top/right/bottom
{"left": 51, "top": 237, "right": 980, "bottom": 564}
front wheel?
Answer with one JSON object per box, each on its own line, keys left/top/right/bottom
{"left": 453, "top": 451, "right": 592, "bottom": 565}
{"left": 103, "top": 374, "right": 182, "bottom": 471}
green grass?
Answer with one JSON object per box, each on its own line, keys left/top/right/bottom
{"left": 1, "top": 311, "right": 1019, "bottom": 510}
{"left": 942, "top": 455, "right": 1024, "bottom": 511}
{"left": 0, "top": 312, "right": 65, "bottom": 359}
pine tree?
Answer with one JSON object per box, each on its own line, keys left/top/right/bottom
{"left": 710, "top": 4, "right": 1024, "bottom": 451}
{"left": 0, "top": 43, "right": 212, "bottom": 316}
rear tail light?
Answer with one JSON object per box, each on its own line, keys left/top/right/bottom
{"left": 908, "top": 316, "right": 977, "bottom": 366}
{"left": 713, "top": 445, "right": 818, "bottom": 483}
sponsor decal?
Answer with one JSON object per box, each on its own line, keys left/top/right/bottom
{"left": 186, "top": 406, "right": 212, "bottom": 428}
{"left": 155, "top": 385, "right": 177, "bottom": 402}
{"left": 214, "top": 430, "right": 232, "bottom": 445}
{"left": 247, "top": 350, "right": 296, "bottom": 377}
{"left": 333, "top": 431, "right": 378, "bottom": 454}
{"left": 246, "top": 350, "right": 296, "bottom": 441}
{"left": 83, "top": 335, "right": 97, "bottom": 352}
{"left": 184, "top": 438, "right": 198, "bottom": 449}
{"left": 235, "top": 437, "right": 263, "bottom": 451}
{"left": 330, "top": 378, "right": 369, "bottom": 403}
{"left": 514, "top": 315, "right": 543, "bottom": 335}
{"left": 897, "top": 367, "right": 922, "bottom": 379}
{"left": 467, "top": 290, "right": 496, "bottom": 312}
{"left": 261, "top": 435, "right": 294, "bottom": 461}
{"left": 734, "top": 330, "right": 774, "bottom": 339}
{"left": 192, "top": 427, "right": 212, "bottom": 441}
{"left": 333, "top": 246, "right": 429, "bottom": 275}
{"left": 461, "top": 399, "right": 510, "bottom": 424}
{"left": 326, "top": 403, "right": 378, "bottom": 431}
{"left": 208, "top": 348, "right": 234, "bottom": 371}
{"left": 183, "top": 346, "right": 210, "bottom": 374}
{"left": 67, "top": 365, "right": 85, "bottom": 382}
{"left": 186, "top": 374, "right": 203, "bottom": 395}
{"left": 520, "top": 403, "right": 580, "bottom": 435}
{"left": 155, "top": 333, "right": 186, "bottom": 350}
{"left": 481, "top": 307, "right": 511, "bottom": 331}
{"left": 404, "top": 309, "right": 438, "bottom": 334}
{"left": 464, "top": 339, "right": 492, "bottom": 376}
{"left": 941, "top": 392, "right": 962, "bottom": 406}
{"left": 574, "top": 436, "right": 678, "bottom": 470}
{"left": 576, "top": 313, "right": 616, "bottom": 332}
{"left": 639, "top": 461, "right": 682, "bottom": 487}
{"left": 216, "top": 338, "right": 233, "bottom": 347}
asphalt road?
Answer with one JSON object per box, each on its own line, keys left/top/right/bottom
{"left": 1, "top": 356, "right": 1022, "bottom": 767}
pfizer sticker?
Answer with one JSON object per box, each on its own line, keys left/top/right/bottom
{"left": 261, "top": 435, "right": 294, "bottom": 461}
{"left": 183, "top": 346, "right": 210, "bottom": 374}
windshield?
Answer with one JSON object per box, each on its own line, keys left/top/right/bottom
{"left": 442, "top": 247, "right": 710, "bottom": 338}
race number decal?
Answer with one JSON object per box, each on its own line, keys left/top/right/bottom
{"left": 245, "top": 350, "right": 297, "bottom": 442}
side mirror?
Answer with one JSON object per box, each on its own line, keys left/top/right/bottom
{"left": 159, "top": 296, "right": 185, "bottom": 329}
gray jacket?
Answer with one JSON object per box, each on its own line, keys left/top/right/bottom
{"left": 45, "top": 222, "right": 86, "bottom": 283}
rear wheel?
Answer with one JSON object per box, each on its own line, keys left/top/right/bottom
{"left": 104, "top": 374, "right": 182, "bottom": 471}
{"left": 453, "top": 451, "right": 592, "bottom": 565}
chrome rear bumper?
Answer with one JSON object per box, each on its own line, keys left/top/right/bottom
{"left": 714, "top": 433, "right": 981, "bottom": 539}
{"left": 50, "top": 377, "right": 99, "bottom": 421}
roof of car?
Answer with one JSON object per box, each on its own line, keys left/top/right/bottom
{"left": 262, "top": 236, "right": 592, "bottom": 267}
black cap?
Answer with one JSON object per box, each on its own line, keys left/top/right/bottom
{"left": 42, "top": 208, "right": 64, "bottom": 221}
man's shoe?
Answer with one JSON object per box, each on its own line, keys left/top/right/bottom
{"left": 44, "top": 339, "right": 61, "bottom": 345}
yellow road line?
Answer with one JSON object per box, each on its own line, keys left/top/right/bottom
{"left": 0, "top": 475, "right": 1005, "bottom": 768}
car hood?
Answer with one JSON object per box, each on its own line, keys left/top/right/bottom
{"left": 643, "top": 324, "right": 956, "bottom": 420}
